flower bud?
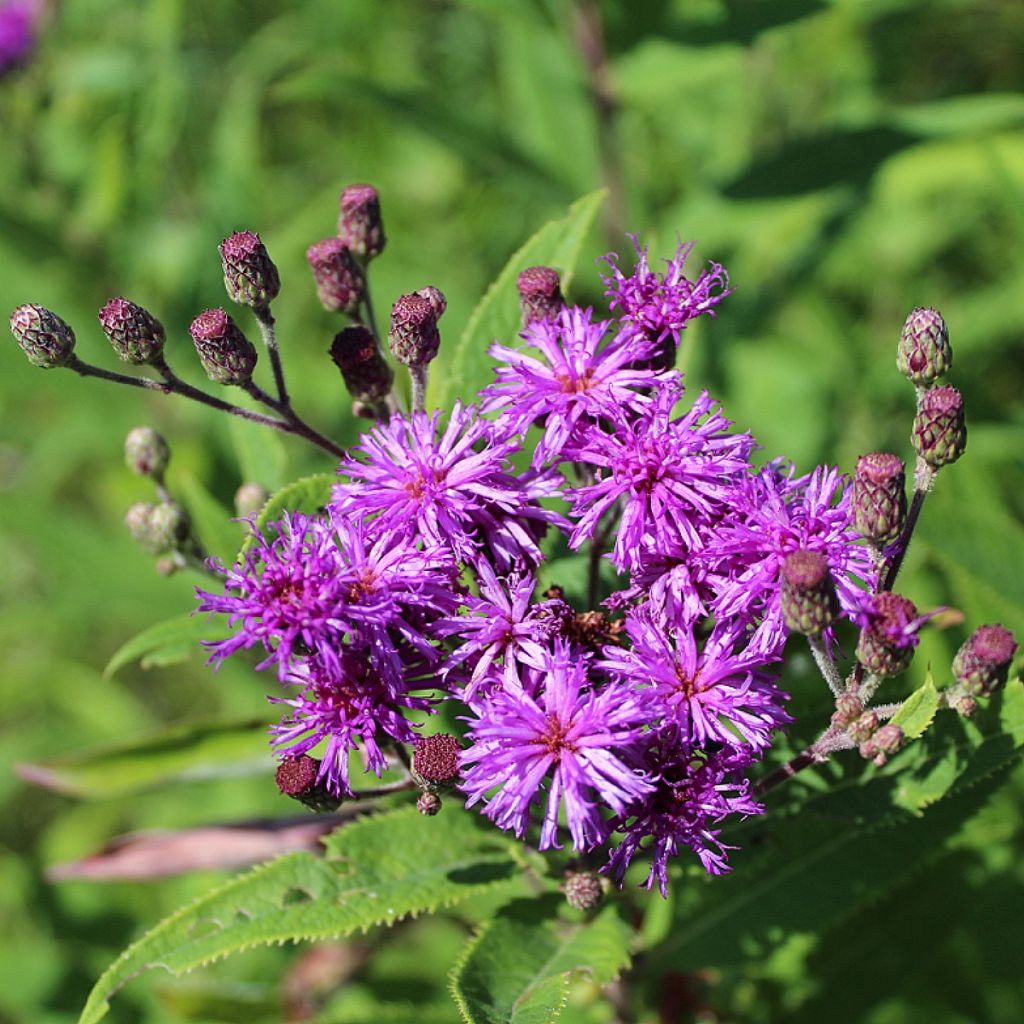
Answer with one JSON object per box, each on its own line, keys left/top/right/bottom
{"left": 952, "top": 624, "right": 1017, "bottom": 697}
{"left": 412, "top": 734, "right": 461, "bottom": 793}
{"left": 415, "top": 285, "right": 447, "bottom": 319}
{"left": 517, "top": 266, "right": 563, "bottom": 327}
{"left": 388, "top": 292, "right": 439, "bottom": 368}
{"left": 831, "top": 692, "right": 863, "bottom": 729}
{"left": 124, "top": 426, "right": 170, "bottom": 478}
{"left": 189, "top": 308, "right": 258, "bottom": 386}
{"left": 897, "top": 307, "right": 951, "bottom": 387}
{"left": 234, "top": 481, "right": 269, "bottom": 519}
{"left": 563, "top": 870, "right": 603, "bottom": 912}
{"left": 874, "top": 723, "right": 904, "bottom": 756}
{"left": 307, "top": 238, "right": 365, "bottom": 315}
{"left": 856, "top": 592, "right": 920, "bottom": 677}
{"left": 149, "top": 501, "right": 190, "bottom": 552}
{"left": 780, "top": 550, "right": 839, "bottom": 636}
{"left": 275, "top": 755, "right": 338, "bottom": 812}
{"left": 98, "top": 297, "right": 166, "bottom": 365}
{"left": 220, "top": 231, "right": 280, "bottom": 310}
{"left": 10, "top": 304, "right": 76, "bottom": 368}
{"left": 847, "top": 710, "right": 879, "bottom": 744}
{"left": 337, "top": 183, "right": 385, "bottom": 260}
{"left": 329, "top": 325, "right": 394, "bottom": 402}
{"left": 125, "top": 501, "right": 157, "bottom": 551}
{"left": 155, "top": 555, "right": 181, "bottom": 577}
{"left": 417, "top": 791, "right": 442, "bottom": 816}
{"left": 947, "top": 690, "right": 977, "bottom": 718}
{"left": 852, "top": 453, "right": 906, "bottom": 545}
{"left": 912, "top": 385, "right": 966, "bottom": 468}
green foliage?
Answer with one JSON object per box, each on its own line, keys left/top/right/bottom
{"left": 449, "top": 898, "right": 632, "bottom": 1024}
{"left": 78, "top": 806, "right": 528, "bottom": 1024}
{"left": 890, "top": 672, "right": 941, "bottom": 739}
{"left": 103, "top": 612, "right": 227, "bottom": 677}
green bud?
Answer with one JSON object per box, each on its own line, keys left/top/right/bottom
{"left": 897, "top": 307, "right": 951, "bottom": 387}
{"left": 124, "top": 426, "right": 170, "bottom": 478}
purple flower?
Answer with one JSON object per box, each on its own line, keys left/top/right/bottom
{"left": 0, "top": 1, "right": 39, "bottom": 76}
{"left": 331, "top": 403, "right": 565, "bottom": 571}
{"left": 567, "top": 381, "right": 756, "bottom": 571}
{"left": 605, "top": 728, "right": 763, "bottom": 896}
{"left": 482, "top": 306, "right": 674, "bottom": 467}
{"left": 460, "top": 642, "right": 652, "bottom": 851}
{"left": 435, "top": 563, "right": 561, "bottom": 698}
{"left": 600, "top": 610, "right": 789, "bottom": 751}
{"left": 703, "top": 465, "right": 876, "bottom": 651}
{"left": 270, "top": 652, "right": 428, "bottom": 797}
{"left": 601, "top": 237, "right": 731, "bottom": 367}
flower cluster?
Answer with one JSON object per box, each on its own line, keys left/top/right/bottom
{"left": 196, "top": 233, "right": 877, "bottom": 893}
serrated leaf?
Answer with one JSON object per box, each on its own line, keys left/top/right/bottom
{"left": 77, "top": 807, "right": 525, "bottom": 1024}
{"left": 239, "top": 473, "right": 336, "bottom": 557}
{"left": 449, "top": 897, "right": 631, "bottom": 1024}
{"left": 432, "top": 190, "right": 605, "bottom": 411}
{"left": 890, "top": 673, "right": 940, "bottom": 740}
{"left": 103, "top": 613, "right": 228, "bottom": 679}
{"left": 16, "top": 716, "right": 270, "bottom": 799}
{"left": 228, "top": 415, "right": 288, "bottom": 492}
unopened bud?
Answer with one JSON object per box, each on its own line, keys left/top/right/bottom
{"left": 874, "top": 723, "right": 904, "bottom": 756}
{"left": 853, "top": 453, "right": 906, "bottom": 545}
{"left": 389, "top": 293, "right": 439, "bottom": 368}
{"left": 412, "top": 734, "right": 461, "bottom": 793}
{"left": 563, "top": 870, "right": 603, "bottom": 911}
{"left": 417, "top": 791, "right": 442, "bottom": 816}
{"left": 329, "top": 325, "right": 394, "bottom": 402}
{"left": 220, "top": 231, "right": 280, "bottom": 310}
{"left": 125, "top": 501, "right": 157, "bottom": 551}
{"left": 831, "top": 692, "right": 863, "bottom": 729}
{"left": 897, "top": 307, "right": 951, "bottom": 387}
{"left": 124, "top": 426, "right": 170, "bottom": 478}
{"left": 517, "top": 266, "right": 563, "bottom": 326}
{"left": 912, "top": 385, "right": 966, "bottom": 468}
{"left": 780, "top": 550, "right": 838, "bottom": 635}
{"left": 856, "top": 592, "right": 920, "bottom": 677}
{"left": 234, "top": 482, "right": 269, "bottom": 519}
{"left": 189, "top": 308, "right": 258, "bottom": 385}
{"left": 307, "top": 239, "right": 365, "bottom": 315}
{"left": 947, "top": 689, "right": 977, "bottom": 718}
{"left": 952, "top": 624, "right": 1017, "bottom": 697}
{"left": 275, "top": 755, "right": 338, "bottom": 812}
{"left": 98, "top": 297, "right": 166, "bottom": 365}
{"left": 337, "top": 184, "right": 385, "bottom": 260}
{"left": 858, "top": 738, "right": 879, "bottom": 761}
{"left": 155, "top": 555, "right": 181, "bottom": 577}
{"left": 415, "top": 286, "right": 447, "bottom": 319}
{"left": 847, "top": 710, "right": 879, "bottom": 744}
{"left": 149, "top": 501, "right": 190, "bottom": 552}
{"left": 10, "top": 304, "right": 76, "bottom": 368}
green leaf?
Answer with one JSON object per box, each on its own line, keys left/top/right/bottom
{"left": 228, "top": 415, "right": 288, "bottom": 492}
{"left": 432, "top": 190, "right": 606, "bottom": 410}
{"left": 449, "top": 897, "right": 631, "bottom": 1024}
{"left": 890, "top": 673, "right": 940, "bottom": 740}
{"left": 16, "top": 716, "right": 270, "bottom": 799}
{"left": 239, "top": 473, "right": 336, "bottom": 557}
{"left": 77, "top": 807, "right": 526, "bottom": 1024}
{"left": 103, "top": 613, "right": 228, "bottom": 678}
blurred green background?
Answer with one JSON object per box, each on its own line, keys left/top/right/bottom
{"left": 2, "top": 0, "right": 1023, "bottom": 1021}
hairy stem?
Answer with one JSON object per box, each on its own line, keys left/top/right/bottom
{"left": 410, "top": 364, "right": 428, "bottom": 414}
{"left": 241, "top": 380, "right": 347, "bottom": 459}
{"left": 881, "top": 458, "right": 934, "bottom": 591}
{"left": 255, "top": 306, "right": 289, "bottom": 408}
{"left": 808, "top": 634, "right": 844, "bottom": 697}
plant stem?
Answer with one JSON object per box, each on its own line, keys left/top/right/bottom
{"left": 755, "top": 725, "right": 853, "bottom": 795}
{"left": 807, "top": 634, "right": 844, "bottom": 697}
{"left": 242, "top": 380, "right": 347, "bottom": 459}
{"left": 881, "top": 459, "right": 934, "bottom": 591}
{"left": 255, "top": 306, "right": 289, "bottom": 407}
{"left": 410, "top": 364, "right": 428, "bottom": 413}
{"left": 352, "top": 778, "right": 417, "bottom": 800}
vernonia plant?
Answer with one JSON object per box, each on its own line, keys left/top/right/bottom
{"left": 11, "top": 186, "right": 1020, "bottom": 1024}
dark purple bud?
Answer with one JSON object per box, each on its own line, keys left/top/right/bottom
{"left": 415, "top": 285, "right": 447, "bottom": 319}
{"left": 124, "top": 426, "right": 170, "bottom": 478}
{"left": 275, "top": 755, "right": 338, "bottom": 812}
{"left": 563, "top": 870, "right": 603, "bottom": 912}
{"left": 856, "top": 592, "right": 920, "bottom": 677}
{"left": 234, "top": 481, "right": 269, "bottom": 519}
{"left": 853, "top": 453, "right": 907, "bottom": 545}
{"left": 337, "top": 183, "right": 385, "bottom": 260}
{"left": 897, "top": 307, "right": 951, "bottom": 387}
{"left": 329, "top": 325, "right": 394, "bottom": 402}
{"left": 952, "top": 624, "right": 1017, "bottom": 697}
{"left": 388, "top": 292, "right": 439, "bottom": 368}
{"left": 847, "top": 710, "right": 879, "bottom": 744}
{"left": 412, "top": 734, "right": 462, "bottom": 792}
{"left": 912, "top": 384, "right": 966, "bottom": 468}
{"left": 780, "top": 550, "right": 839, "bottom": 636}
{"left": 417, "top": 791, "right": 442, "bottom": 816}
{"left": 98, "top": 298, "right": 166, "bottom": 365}
{"left": 10, "top": 304, "right": 76, "bottom": 368}
{"left": 220, "top": 230, "right": 280, "bottom": 310}
{"left": 306, "top": 238, "right": 365, "bottom": 315}
{"left": 189, "top": 308, "right": 258, "bottom": 385}
{"left": 517, "top": 266, "right": 563, "bottom": 327}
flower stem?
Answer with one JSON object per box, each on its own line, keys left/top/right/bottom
{"left": 410, "top": 364, "right": 428, "bottom": 414}
{"left": 254, "top": 306, "right": 289, "bottom": 408}
{"left": 241, "top": 380, "right": 346, "bottom": 459}
{"left": 881, "top": 458, "right": 934, "bottom": 592}
{"left": 807, "top": 634, "right": 844, "bottom": 697}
